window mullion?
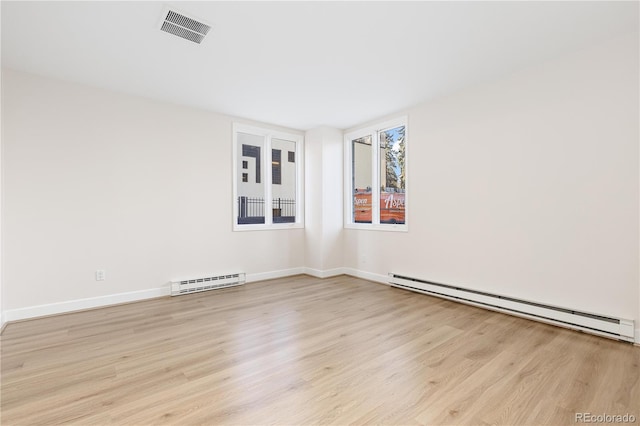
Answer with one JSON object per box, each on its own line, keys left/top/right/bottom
{"left": 265, "top": 135, "right": 273, "bottom": 226}
{"left": 372, "top": 130, "right": 380, "bottom": 226}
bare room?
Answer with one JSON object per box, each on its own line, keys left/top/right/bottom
{"left": 1, "top": 1, "right": 638, "bottom": 425}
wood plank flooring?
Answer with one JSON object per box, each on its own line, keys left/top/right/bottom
{"left": 1, "top": 275, "right": 638, "bottom": 425}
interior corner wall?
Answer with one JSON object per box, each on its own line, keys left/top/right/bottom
{"left": 320, "top": 128, "right": 344, "bottom": 271}
{"left": 304, "top": 128, "right": 325, "bottom": 272}
{"left": 0, "top": 58, "right": 4, "bottom": 329}
{"left": 304, "top": 127, "right": 344, "bottom": 275}
{"left": 1, "top": 69, "right": 306, "bottom": 316}
{"left": 344, "top": 31, "right": 640, "bottom": 336}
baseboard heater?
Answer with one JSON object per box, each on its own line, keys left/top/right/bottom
{"left": 388, "top": 273, "right": 635, "bottom": 343}
{"left": 171, "top": 272, "right": 246, "bottom": 296}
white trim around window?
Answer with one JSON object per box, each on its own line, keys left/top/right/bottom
{"left": 343, "top": 116, "right": 408, "bottom": 232}
{"left": 232, "top": 123, "right": 304, "bottom": 231}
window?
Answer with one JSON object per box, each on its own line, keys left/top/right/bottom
{"left": 344, "top": 117, "right": 407, "bottom": 230}
{"left": 233, "top": 124, "right": 304, "bottom": 230}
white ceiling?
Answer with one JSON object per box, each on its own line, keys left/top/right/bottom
{"left": 2, "top": 1, "right": 638, "bottom": 130}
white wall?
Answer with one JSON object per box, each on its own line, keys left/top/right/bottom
{"left": 304, "top": 127, "right": 343, "bottom": 275}
{"left": 2, "top": 69, "right": 305, "bottom": 317}
{"left": 0, "top": 42, "right": 4, "bottom": 328}
{"left": 344, "top": 32, "right": 640, "bottom": 338}
{"left": 304, "top": 129, "right": 324, "bottom": 272}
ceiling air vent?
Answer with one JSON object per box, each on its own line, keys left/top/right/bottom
{"left": 159, "top": 8, "right": 211, "bottom": 44}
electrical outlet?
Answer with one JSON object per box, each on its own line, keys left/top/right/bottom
{"left": 95, "top": 270, "right": 106, "bottom": 281}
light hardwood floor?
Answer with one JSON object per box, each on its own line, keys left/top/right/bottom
{"left": 1, "top": 275, "right": 639, "bottom": 425}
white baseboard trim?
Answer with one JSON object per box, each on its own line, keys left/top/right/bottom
{"left": 4, "top": 268, "right": 309, "bottom": 323}
{"left": 342, "top": 267, "right": 389, "bottom": 285}
{"left": 343, "top": 269, "right": 638, "bottom": 344}
{"left": 302, "top": 267, "right": 388, "bottom": 283}
{"left": 246, "top": 267, "right": 306, "bottom": 283}
{"left": 304, "top": 267, "right": 347, "bottom": 279}
{"left": 4, "top": 287, "right": 170, "bottom": 323}
{"left": 8, "top": 268, "right": 636, "bottom": 345}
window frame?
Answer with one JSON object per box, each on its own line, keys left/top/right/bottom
{"left": 343, "top": 116, "right": 408, "bottom": 232}
{"left": 232, "top": 123, "right": 304, "bottom": 231}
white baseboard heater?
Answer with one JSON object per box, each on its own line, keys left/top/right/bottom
{"left": 388, "top": 273, "right": 635, "bottom": 343}
{"left": 171, "top": 272, "right": 246, "bottom": 296}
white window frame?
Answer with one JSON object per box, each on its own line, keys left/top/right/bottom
{"left": 343, "top": 116, "right": 408, "bottom": 232}
{"left": 232, "top": 123, "right": 304, "bottom": 231}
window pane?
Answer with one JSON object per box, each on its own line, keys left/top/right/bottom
{"left": 272, "top": 149, "right": 282, "bottom": 185}
{"left": 352, "top": 135, "right": 372, "bottom": 223}
{"left": 237, "top": 132, "right": 265, "bottom": 225}
{"left": 271, "top": 138, "right": 296, "bottom": 223}
{"left": 379, "top": 126, "right": 405, "bottom": 224}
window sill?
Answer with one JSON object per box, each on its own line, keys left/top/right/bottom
{"left": 344, "top": 223, "right": 408, "bottom": 232}
{"left": 233, "top": 222, "right": 305, "bottom": 232}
